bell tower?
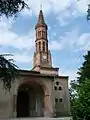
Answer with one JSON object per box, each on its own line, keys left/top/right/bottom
{"left": 33, "top": 9, "right": 52, "bottom": 70}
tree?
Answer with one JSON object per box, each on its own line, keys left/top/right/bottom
{"left": 0, "top": 1, "right": 29, "bottom": 91}
{"left": 0, "top": 0, "right": 28, "bottom": 17}
{"left": 77, "top": 51, "right": 90, "bottom": 83}
{"left": 70, "top": 51, "right": 90, "bottom": 120}
{"left": 70, "top": 79, "right": 90, "bottom": 120}
{"left": 77, "top": 79, "right": 90, "bottom": 120}
{"left": 0, "top": 54, "right": 18, "bottom": 91}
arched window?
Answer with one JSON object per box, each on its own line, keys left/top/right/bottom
{"left": 54, "top": 86, "right": 57, "bottom": 90}
{"left": 39, "top": 42, "right": 41, "bottom": 51}
{"left": 42, "top": 31, "right": 43, "bottom": 38}
{"left": 43, "top": 41, "right": 45, "bottom": 52}
{"left": 56, "top": 81, "right": 59, "bottom": 86}
{"left": 42, "top": 31, "right": 45, "bottom": 38}
{"left": 40, "top": 31, "right": 42, "bottom": 37}
{"left": 38, "top": 31, "right": 41, "bottom": 38}
{"left": 59, "top": 98, "right": 63, "bottom": 102}
{"left": 55, "top": 98, "right": 58, "bottom": 103}
{"left": 59, "top": 86, "right": 62, "bottom": 90}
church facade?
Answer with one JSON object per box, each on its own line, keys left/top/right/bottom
{"left": 0, "top": 10, "right": 70, "bottom": 118}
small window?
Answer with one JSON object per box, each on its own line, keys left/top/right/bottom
{"left": 59, "top": 86, "right": 62, "bottom": 90}
{"left": 54, "top": 86, "right": 57, "bottom": 90}
{"left": 55, "top": 98, "right": 58, "bottom": 103}
{"left": 56, "top": 81, "right": 59, "bottom": 86}
{"left": 38, "top": 31, "right": 40, "bottom": 37}
{"left": 43, "top": 41, "right": 45, "bottom": 52}
{"left": 39, "top": 42, "right": 41, "bottom": 51}
{"left": 38, "top": 31, "right": 41, "bottom": 37}
{"left": 59, "top": 98, "right": 63, "bottom": 102}
{"left": 42, "top": 31, "right": 45, "bottom": 38}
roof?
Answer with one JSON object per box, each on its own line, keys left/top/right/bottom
{"left": 18, "top": 69, "right": 68, "bottom": 79}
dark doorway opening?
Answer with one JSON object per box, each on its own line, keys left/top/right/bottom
{"left": 16, "top": 90, "right": 29, "bottom": 117}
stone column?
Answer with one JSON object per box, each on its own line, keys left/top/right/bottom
{"left": 44, "top": 94, "right": 52, "bottom": 117}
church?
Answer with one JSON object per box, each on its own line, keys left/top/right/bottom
{"left": 0, "top": 10, "right": 70, "bottom": 118}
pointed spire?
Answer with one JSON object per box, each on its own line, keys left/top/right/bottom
{"left": 35, "top": 9, "right": 47, "bottom": 29}
{"left": 38, "top": 9, "right": 45, "bottom": 24}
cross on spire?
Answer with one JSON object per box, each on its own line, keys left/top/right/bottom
{"left": 40, "top": 4, "right": 42, "bottom": 10}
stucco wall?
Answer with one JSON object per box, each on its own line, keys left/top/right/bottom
{"left": 40, "top": 69, "right": 58, "bottom": 75}
{"left": 52, "top": 77, "right": 70, "bottom": 116}
{"left": 0, "top": 81, "right": 12, "bottom": 118}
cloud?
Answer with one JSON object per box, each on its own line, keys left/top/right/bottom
{"left": 49, "top": 41, "right": 62, "bottom": 50}
{"left": 20, "top": 8, "right": 33, "bottom": 16}
{"left": 0, "top": 17, "right": 14, "bottom": 31}
{"left": 4, "top": 53, "right": 33, "bottom": 63}
{"left": 14, "top": 53, "right": 33, "bottom": 63}
{"left": 49, "top": 29, "right": 90, "bottom": 52}
{"left": 0, "top": 17, "right": 35, "bottom": 67}
{"left": 0, "top": 18, "right": 34, "bottom": 50}
{"left": 57, "top": 0, "right": 89, "bottom": 25}
{"left": 22, "top": 0, "right": 88, "bottom": 25}
{"left": 59, "top": 69, "right": 78, "bottom": 86}
{"left": 23, "top": 0, "right": 73, "bottom": 15}
{"left": 78, "top": 33, "right": 90, "bottom": 51}
{"left": 75, "top": 0, "right": 89, "bottom": 14}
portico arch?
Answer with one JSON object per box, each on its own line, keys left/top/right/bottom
{"left": 16, "top": 80, "right": 51, "bottom": 117}
{"left": 18, "top": 79, "right": 49, "bottom": 95}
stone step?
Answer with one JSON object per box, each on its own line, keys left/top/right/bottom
{"left": 9, "top": 117, "right": 72, "bottom": 120}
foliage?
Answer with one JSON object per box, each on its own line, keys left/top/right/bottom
{"left": 77, "top": 51, "right": 90, "bottom": 83}
{"left": 70, "top": 51, "right": 90, "bottom": 120}
{"left": 0, "top": 54, "right": 18, "bottom": 91}
{"left": 0, "top": 0, "right": 29, "bottom": 17}
{"left": 70, "top": 79, "right": 90, "bottom": 120}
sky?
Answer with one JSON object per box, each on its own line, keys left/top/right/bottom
{"left": 0, "top": 0, "right": 90, "bottom": 84}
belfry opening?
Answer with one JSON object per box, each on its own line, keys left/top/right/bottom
{"left": 16, "top": 82, "right": 44, "bottom": 117}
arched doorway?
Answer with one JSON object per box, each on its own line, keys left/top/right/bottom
{"left": 16, "top": 82, "right": 44, "bottom": 117}
{"left": 17, "top": 90, "right": 29, "bottom": 117}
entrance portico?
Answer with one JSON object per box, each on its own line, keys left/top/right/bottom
{"left": 16, "top": 80, "right": 51, "bottom": 118}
